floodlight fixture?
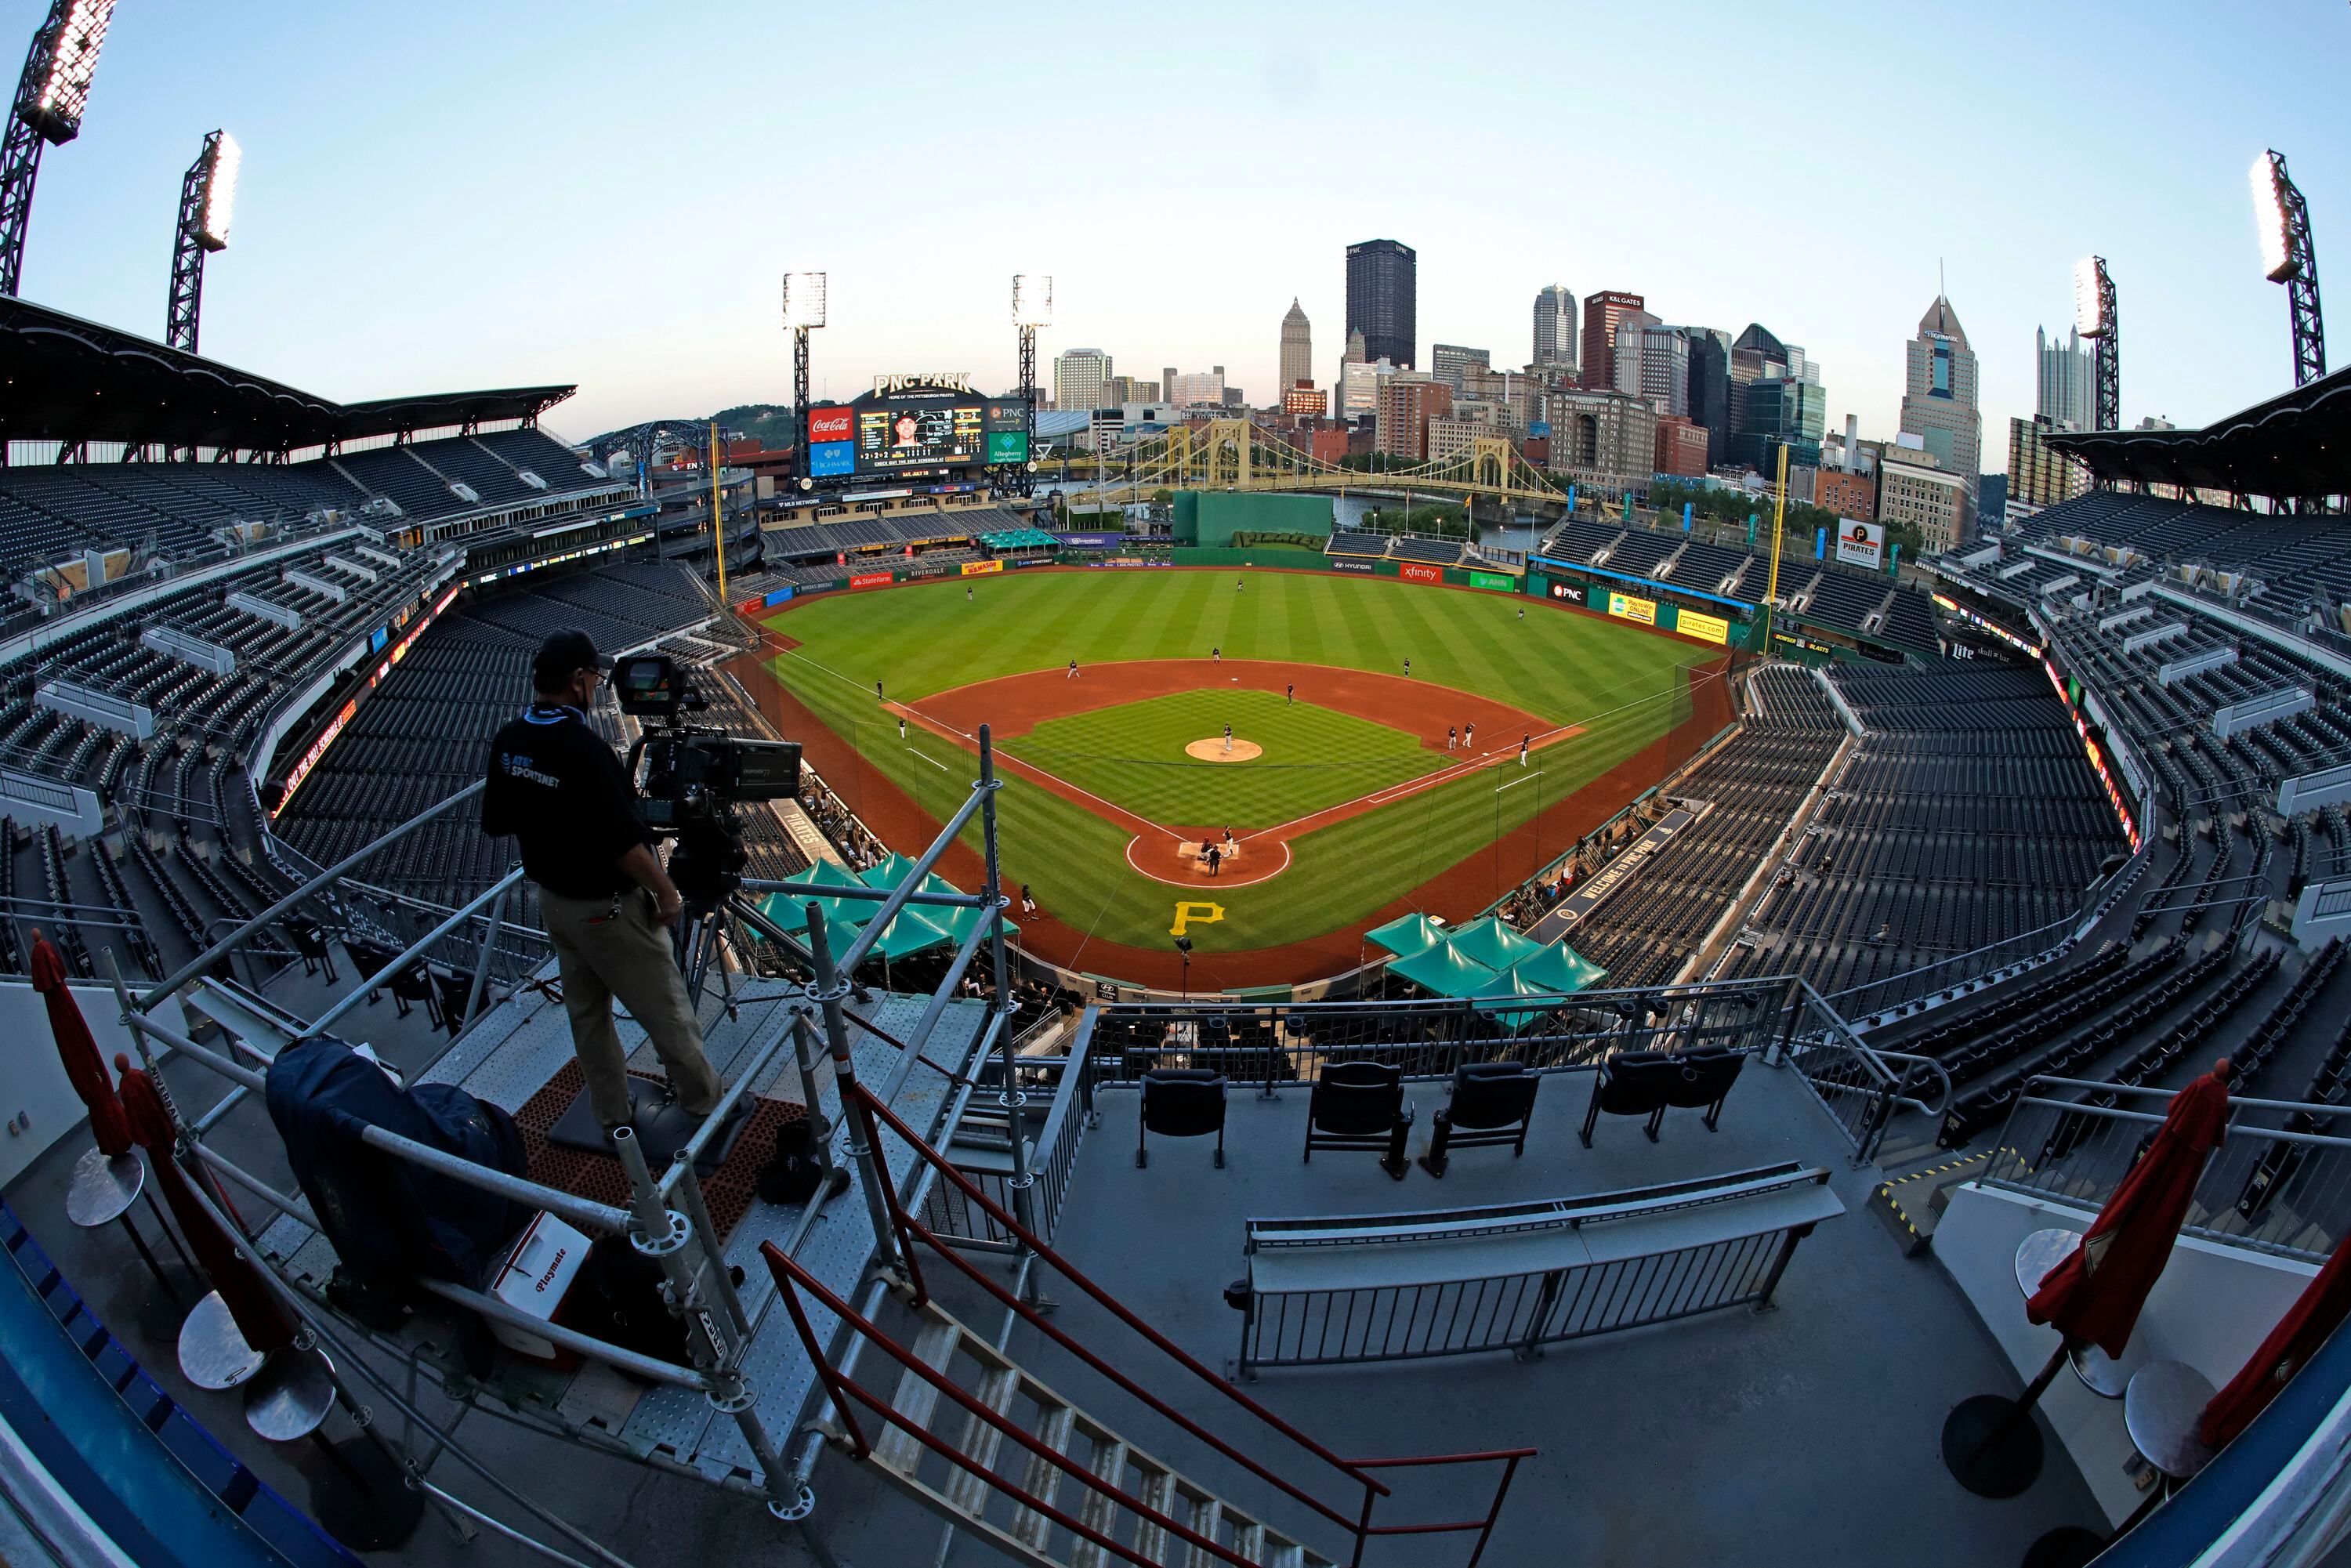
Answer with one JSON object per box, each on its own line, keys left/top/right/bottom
{"left": 197, "top": 130, "right": 238, "bottom": 249}
{"left": 781, "top": 270, "right": 827, "bottom": 330}
{"left": 22, "top": 0, "right": 114, "bottom": 145}
{"left": 1012, "top": 273, "right": 1052, "bottom": 328}
{"left": 2073, "top": 256, "right": 2110, "bottom": 339}
{"left": 2251, "top": 150, "right": 2295, "bottom": 282}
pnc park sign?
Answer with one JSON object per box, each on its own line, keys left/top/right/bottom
{"left": 871, "top": 372, "right": 976, "bottom": 397}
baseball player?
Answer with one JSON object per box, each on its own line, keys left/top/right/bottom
{"left": 1285, "top": 683, "right": 1295, "bottom": 704}
{"left": 1447, "top": 726, "right": 1458, "bottom": 751}
{"left": 1520, "top": 733, "right": 1531, "bottom": 766}
{"left": 1067, "top": 659, "right": 1078, "bottom": 679}
{"left": 1223, "top": 723, "right": 1233, "bottom": 755}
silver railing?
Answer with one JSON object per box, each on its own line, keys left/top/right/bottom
{"left": 1231, "top": 1163, "right": 1837, "bottom": 1377}
{"left": 1980, "top": 1076, "right": 2351, "bottom": 1262}
{"left": 918, "top": 1016, "right": 1098, "bottom": 1250}
{"left": 1772, "top": 979, "right": 1952, "bottom": 1163}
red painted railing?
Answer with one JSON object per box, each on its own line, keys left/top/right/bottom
{"left": 762, "top": 1079, "right": 1533, "bottom": 1567}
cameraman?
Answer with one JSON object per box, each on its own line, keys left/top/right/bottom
{"left": 481, "top": 631, "right": 723, "bottom": 1133}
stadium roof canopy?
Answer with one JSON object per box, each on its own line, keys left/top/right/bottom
{"left": 2046, "top": 364, "right": 2351, "bottom": 498}
{"left": 0, "top": 295, "right": 574, "bottom": 455}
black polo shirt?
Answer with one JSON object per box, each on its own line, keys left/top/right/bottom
{"left": 481, "top": 704, "right": 653, "bottom": 899}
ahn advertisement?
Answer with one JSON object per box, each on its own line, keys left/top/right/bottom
{"left": 1399, "top": 562, "right": 1445, "bottom": 584}
{"left": 1467, "top": 570, "right": 1516, "bottom": 592}
{"left": 1607, "top": 590, "right": 1658, "bottom": 626}
{"left": 858, "top": 401, "right": 984, "bottom": 471}
{"left": 1834, "top": 520, "right": 1886, "bottom": 570}
{"left": 1678, "top": 609, "right": 1731, "bottom": 645}
{"left": 985, "top": 431, "right": 1030, "bottom": 464}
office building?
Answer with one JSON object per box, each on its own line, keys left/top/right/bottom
{"left": 1374, "top": 372, "right": 1451, "bottom": 460}
{"left": 1282, "top": 383, "right": 1328, "bottom": 420}
{"left": 1533, "top": 285, "right": 1579, "bottom": 375}
{"left": 1684, "top": 328, "right": 1730, "bottom": 467}
{"left": 1162, "top": 366, "right": 1177, "bottom": 405}
{"left": 2036, "top": 325, "right": 2094, "bottom": 432}
{"left": 1581, "top": 292, "right": 1650, "bottom": 391}
{"left": 1898, "top": 294, "right": 1983, "bottom": 531}
{"left": 1103, "top": 375, "right": 1140, "bottom": 406}
{"left": 1459, "top": 366, "right": 1538, "bottom": 433}
{"left": 1426, "top": 414, "right": 1506, "bottom": 467}
{"left": 1878, "top": 445, "right": 1967, "bottom": 554}
{"left": 1654, "top": 415, "right": 1708, "bottom": 477}
{"left": 2008, "top": 414, "right": 2090, "bottom": 511}
{"left": 1741, "top": 375, "right": 1826, "bottom": 473}
{"left": 1280, "top": 300, "right": 1313, "bottom": 397}
{"left": 1168, "top": 366, "right": 1226, "bottom": 408}
{"left": 1614, "top": 320, "right": 1688, "bottom": 417}
{"left": 1222, "top": 386, "right": 1246, "bottom": 409}
{"left": 1339, "top": 354, "right": 1390, "bottom": 422}
{"left": 1052, "top": 348, "right": 1110, "bottom": 413}
{"left": 1816, "top": 465, "right": 1876, "bottom": 520}
{"left": 1431, "top": 343, "right": 1491, "bottom": 393}
{"left": 1544, "top": 387, "right": 1657, "bottom": 489}
{"left": 1345, "top": 239, "right": 1416, "bottom": 368}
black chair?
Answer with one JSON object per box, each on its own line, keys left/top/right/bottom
{"left": 1304, "top": 1061, "right": 1413, "bottom": 1180}
{"left": 1581, "top": 1047, "right": 1746, "bottom": 1146}
{"left": 1419, "top": 1061, "right": 1541, "bottom": 1177}
{"left": 1137, "top": 1070, "right": 1227, "bottom": 1168}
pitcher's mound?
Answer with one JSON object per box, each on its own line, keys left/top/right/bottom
{"left": 1185, "top": 737, "right": 1262, "bottom": 762}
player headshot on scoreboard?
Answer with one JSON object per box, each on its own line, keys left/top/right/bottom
{"left": 893, "top": 411, "right": 920, "bottom": 447}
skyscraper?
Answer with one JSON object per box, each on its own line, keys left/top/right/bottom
{"left": 1345, "top": 239, "right": 1416, "bottom": 368}
{"left": 1898, "top": 295, "right": 1983, "bottom": 529}
{"left": 1684, "top": 328, "right": 1730, "bottom": 467}
{"left": 1613, "top": 321, "right": 1688, "bottom": 417}
{"left": 1052, "top": 348, "right": 1111, "bottom": 413}
{"left": 1431, "top": 343, "right": 1491, "bottom": 393}
{"left": 1279, "top": 299, "right": 1313, "bottom": 395}
{"left": 2036, "top": 325, "right": 2094, "bottom": 433}
{"left": 1580, "top": 292, "right": 1648, "bottom": 390}
{"left": 1533, "top": 285, "right": 1578, "bottom": 375}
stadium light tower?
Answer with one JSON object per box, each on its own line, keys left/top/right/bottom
{"left": 165, "top": 129, "right": 239, "bottom": 353}
{"left": 1, "top": 0, "right": 121, "bottom": 298}
{"left": 2251, "top": 150, "right": 2326, "bottom": 388}
{"left": 1012, "top": 273, "right": 1051, "bottom": 498}
{"left": 781, "top": 270, "right": 825, "bottom": 490}
{"left": 2074, "top": 255, "right": 2119, "bottom": 433}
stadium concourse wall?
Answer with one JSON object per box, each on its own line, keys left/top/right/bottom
{"left": 1170, "top": 490, "right": 1332, "bottom": 546}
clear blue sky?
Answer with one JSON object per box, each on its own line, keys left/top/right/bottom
{"left": 9, "top": 0, "right": 2343, "bottom": 448}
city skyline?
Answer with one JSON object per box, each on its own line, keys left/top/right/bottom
{"left": 5, "top": 0, "right": 2342, "bottom": 448}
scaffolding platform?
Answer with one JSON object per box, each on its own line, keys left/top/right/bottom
{"left": 257, "top": 973, "right": 994, "bottom": 1495}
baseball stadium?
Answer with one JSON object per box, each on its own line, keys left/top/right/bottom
{"left": 5, "top": 8, "right": 2351, "bottom": 1568}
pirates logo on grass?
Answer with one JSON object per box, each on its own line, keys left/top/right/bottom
{"left": 1169, "top": 901, "right": 1225, "bottom": 937}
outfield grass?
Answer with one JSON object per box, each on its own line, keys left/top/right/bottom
{"left": 1006, "top": 690, "right": 1440, "bottom": 828}
{"left": 759, "top": 569, "right": 1710, "bottom": 961}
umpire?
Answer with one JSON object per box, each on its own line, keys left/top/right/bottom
{"left": 481, "top": 630, "right": 723, "bottom": 1133}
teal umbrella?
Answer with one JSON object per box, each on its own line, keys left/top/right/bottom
{"left": 864, "top": 904, "right": 962, "bottom": 961}
{"left": 758, "top": 861, "right": 875, "bottom": 937}
{"left": 1364, "top": 912, "right": 1451, "bottom": 961}
{"left": 1386, "top": 937, "right": 1498, "bottom": 998}
{"left": 1507, "top": 941, "right": 1608, "bottom": 997}
{"left": 1444, "top": 915, "right": 1545, "bottom": 972}
{"left": 1472, "top": 965, "right": 1563, "bottom": 1032}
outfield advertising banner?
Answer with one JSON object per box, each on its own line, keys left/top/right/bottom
{"left": 1400, "top": 563, "right": 1446, "bottom": 584}
{"left": 1549, "top": 581, "right": 1578, "bottom": 600}
{"left": 808, "top": 441, "right": 855, "bottom": 477}
{"left": 1054, "top": 533, "right": 1124, "bottom": 549}
{"left": 1467, "top": 570, "right": 1516, "bottom": 592}
{"left": 1331, "top": 559, "right": 1377, "bottom": 574}
{"left": 849, "top": 570, "right": 894, "bottom": 589}
{"left": 1834, "top": 520, "right": 1885, "bottom": 570}
{"left": 984, "top": 431, "right": 1029, "bottom": 464}
{"left": 960, "top": 559, "right": 1003, "bottom": 577}
{"left": 1607, "top": 590, "right": 1658, "bottom": 626}
{"left": 1677, "top": 609, "right": 1730, "bottom": 645}
{"left": 806, "top": 407, "right": 854, "bottom": 443}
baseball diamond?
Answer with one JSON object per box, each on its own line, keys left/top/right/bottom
{"left": 733, "top": 566, "right": 1733, "bottom": 988}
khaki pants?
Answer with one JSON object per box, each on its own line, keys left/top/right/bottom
{"left": 540, "top": 887, "right": 723, "bottom": 1129}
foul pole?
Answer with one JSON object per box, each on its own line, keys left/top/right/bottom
{"left": 1762, "top": 444, "right": 1788, "bottom": 654}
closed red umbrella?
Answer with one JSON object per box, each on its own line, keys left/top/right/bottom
{"left": 2199, "top": 1233, "right": 2351, "bottom": 1449}
{"left": 30, "top": 930, "right": 132, "bottom": 1157}
{"left": 2028, "top": 1058, "right": 2233, "bottom": 1358}
{"left": 114, "top": 1055, "right": 295, "bottom": 1356}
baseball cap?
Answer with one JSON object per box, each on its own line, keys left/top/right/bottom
{"left": 532, "top": 629, "right": 614, "bottom": 690}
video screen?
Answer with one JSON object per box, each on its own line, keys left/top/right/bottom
{"left": 857, "top": 401, "right": 984, "bottom": 469}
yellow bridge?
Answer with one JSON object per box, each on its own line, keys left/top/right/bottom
{"left": 1062, "top": 418, "right": 1588, "bottom": 512}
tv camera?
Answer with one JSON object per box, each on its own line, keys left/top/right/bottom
{"left": 614, "top": 654, "right": 800, "bottom": 917}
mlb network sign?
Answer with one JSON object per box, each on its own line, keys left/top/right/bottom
{"left": 1835, "top": 520, "right": 1886, "bottom": 571}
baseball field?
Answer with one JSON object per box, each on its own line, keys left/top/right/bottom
{"left": 739, "top": 567, "right": 1733, "bottom": 989}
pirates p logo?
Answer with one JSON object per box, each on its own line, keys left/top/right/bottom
{"left": 1170, "top": 901, "right": 1225, "bottom": 937}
